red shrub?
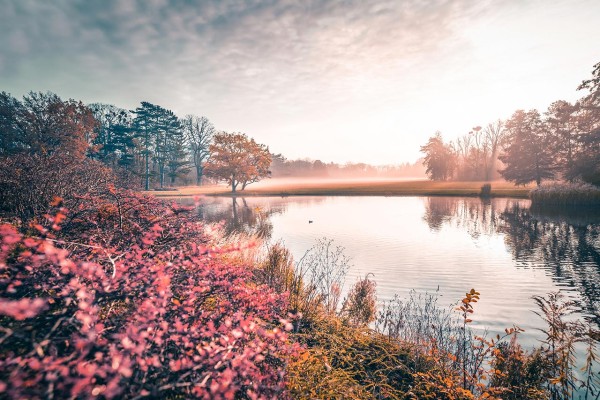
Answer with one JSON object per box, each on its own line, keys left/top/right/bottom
{"left": 0, "top": 191, "right": 297, "bottom": 399}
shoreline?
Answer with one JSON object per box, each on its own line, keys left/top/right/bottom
{"left": 145, "top": 179, "right": 533, "bottom": 199}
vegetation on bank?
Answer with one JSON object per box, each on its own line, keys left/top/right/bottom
{"left": 2, "top": 185, "right": 599, "bottom": 398}
{"left": 256, "top": 242, "right": 600, "bottom": 399}
{"left": 530, "top": 182, "right": 600, "bottom": 206}
{"left": 0, "top": 191, "right": 299, "bottom": 399}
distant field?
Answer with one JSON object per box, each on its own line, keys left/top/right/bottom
{"left": 147, "top": 178, "right": 533, "bottom": 198}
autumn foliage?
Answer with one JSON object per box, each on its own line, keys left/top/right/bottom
{"left": 204, "top": 132, "right": 272, "bottom": 192}
{"left": 0, "top": 91, "right": 298, "bottom": 399}
{"left": 0, "top": 191, "right": 298, "bottom": 399}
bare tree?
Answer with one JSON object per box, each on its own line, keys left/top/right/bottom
{"left": 484, "top": 120, "right": 505, "bottom": 180}
{"left": 469, "top": 126, "right": 486, "bottom": 180}
{"left": 182, "top": 115, "right": 215, "bottom": 186}
{"left": 455, "top": 133, "right": 472, "bottom": 180}
{"left": 456, "top": 134, "right": 472, "bottom": 162}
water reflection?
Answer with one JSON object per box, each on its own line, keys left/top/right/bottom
{"left": 500, "top": 204, "right": 600, "bottom": 323}
{"left": 423, "top": 197, "right": 600, "bottom": 323}
{"left": 187, "top": 196, "right": 329, "bottom": 239}
{"left": 198, "top": 197, "right": 282, "bottom": 239}
{"left": 423, "top": 197, "right": 503, "bottom": 238}
{"left": 179, "top": 195, "right": 600, "bottom": 333}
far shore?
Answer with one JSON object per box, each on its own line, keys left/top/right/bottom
{"left": 146, "top": 178, "right": 533, "bottom": 198}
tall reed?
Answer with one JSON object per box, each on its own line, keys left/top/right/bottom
{"left": 530, "top": 182, "right": 600, "bottom": 206}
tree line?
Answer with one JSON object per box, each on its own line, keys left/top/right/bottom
{"left": 0, "top": 93, "right": 272, "bottom": 193}
{"left": 421, "top": 61, "right": 600, "bottom": 186}
{"left": 270, "top": 156, "right": 425, "bottom": 178}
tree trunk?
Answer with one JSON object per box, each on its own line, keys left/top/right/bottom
{"left": 196, "top": 165, "right": 203, "bottom": 186}
{"left": 232, "top": 197, "right": 238, "bottom": 222}
{"left": 159, "top": 164, "right": 164, "bottom": 189}
{"left": 144, "top": 152, "right": 149, "bottom": 191}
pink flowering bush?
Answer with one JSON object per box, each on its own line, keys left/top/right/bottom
{"left": 0, "top": 190, "right": 297, "bottom": 399}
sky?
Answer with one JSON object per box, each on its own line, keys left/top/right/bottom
{"left": 1, "top": 0, "right": 599, "bottom": 165}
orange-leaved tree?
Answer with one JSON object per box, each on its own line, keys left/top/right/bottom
{"left": 204, "top": 132, "right": 271, "bottom": 193}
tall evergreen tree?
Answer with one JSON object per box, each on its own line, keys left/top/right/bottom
{"left": 153, "top": 106, "right": 183, "bottom": 188}
{"left": 544, "top": 100, "right": 577, "bottom": 178}
{"left": 133, "top": 102, "right": 185, "bottom": 189}
{"left": 89, "top": 103, "right": 135, "bottom": 169}
{"left": 499, "top": 110, "right": 555, "bottom": 186}
{"left": 420, "top": 132, "right": 456, "bottom": 181}
{"left": 0, "top": 92, "right": 24, "bottom": 155}
{"left": 133, "top": 102, "right": 157, "bottom": 190}
{"left": 166, "top": 137, "right": 191, "bottom": 185}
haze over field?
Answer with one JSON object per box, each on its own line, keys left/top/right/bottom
{"left": 1, "top": 0, "right": 599, "bottom": 164}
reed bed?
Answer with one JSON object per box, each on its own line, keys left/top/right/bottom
{"left": 530, "top": 182, "right": 600, "bottom": 206}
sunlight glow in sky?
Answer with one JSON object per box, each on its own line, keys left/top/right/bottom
{"left": 1, "top": 0, "right": 599, "bottom": 164}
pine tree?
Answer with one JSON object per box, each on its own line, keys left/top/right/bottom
{"left": 420, "top": 132, "right": 456, "bottom": 181}
{"left": 133, "top": 102, "right": 157, "bottom": 190}
{"left": 499, "top": 110, "right": 556, "bottom": 186}
{"left": 89, "top": 103, "right": 135, "bottom": 169}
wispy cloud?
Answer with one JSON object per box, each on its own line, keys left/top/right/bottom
{"left": 0, "top": 0, "right": 486, "bottom": 104}
{"left": 1, "top": 0, "right": 598, "bottom": 163}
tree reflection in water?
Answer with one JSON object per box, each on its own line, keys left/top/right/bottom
{"left": 196, "top": 197, "right": 284, "bottom": 239}
{"left": 423, "top": 196, "right": 505, "bottom": 238}
{"left": 501, "top": 204, "right": 600, "bottom": 324}
{"left": 423, "top": 196, "right": 600, "bottom": 324}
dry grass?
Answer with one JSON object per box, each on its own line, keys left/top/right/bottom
{"left": 146, "top": 178, "right": 533, "bottom": 198}
{"left": 530, "top": 182, "right": 600, "bottom": 206}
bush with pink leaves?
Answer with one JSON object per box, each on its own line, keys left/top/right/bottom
{"left": 0, "top": 190, "right": 297, "bottom": 399}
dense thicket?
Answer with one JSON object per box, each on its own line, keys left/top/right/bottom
{"left": 0, "top": 92, "right": 114, "bottom": 223}
{"left": 0, "top": 191, "right": 297, "bottom": 399}
{"left": 421, "top": 61, "right": 600, "bottom": 186}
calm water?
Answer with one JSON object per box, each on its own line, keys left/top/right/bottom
{"left": 185, "top": 195, "right": 600, "bottom": 345}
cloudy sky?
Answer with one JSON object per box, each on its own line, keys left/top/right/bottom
{"left": 1, "top": 0, "right": 599, "bottom": 164}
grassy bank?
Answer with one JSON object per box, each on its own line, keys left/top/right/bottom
{"left": 255, "top": 242, "right": 600, "bottom": 399}
{"left": 530, "top": 182, "right": 600, "bottom": 206}
{"left": 147, "top": 178, "right": 533, "bottom": 198}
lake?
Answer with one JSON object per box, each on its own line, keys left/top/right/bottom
{"left": 183, "top": 195, "right": 600, "bottom": 346}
